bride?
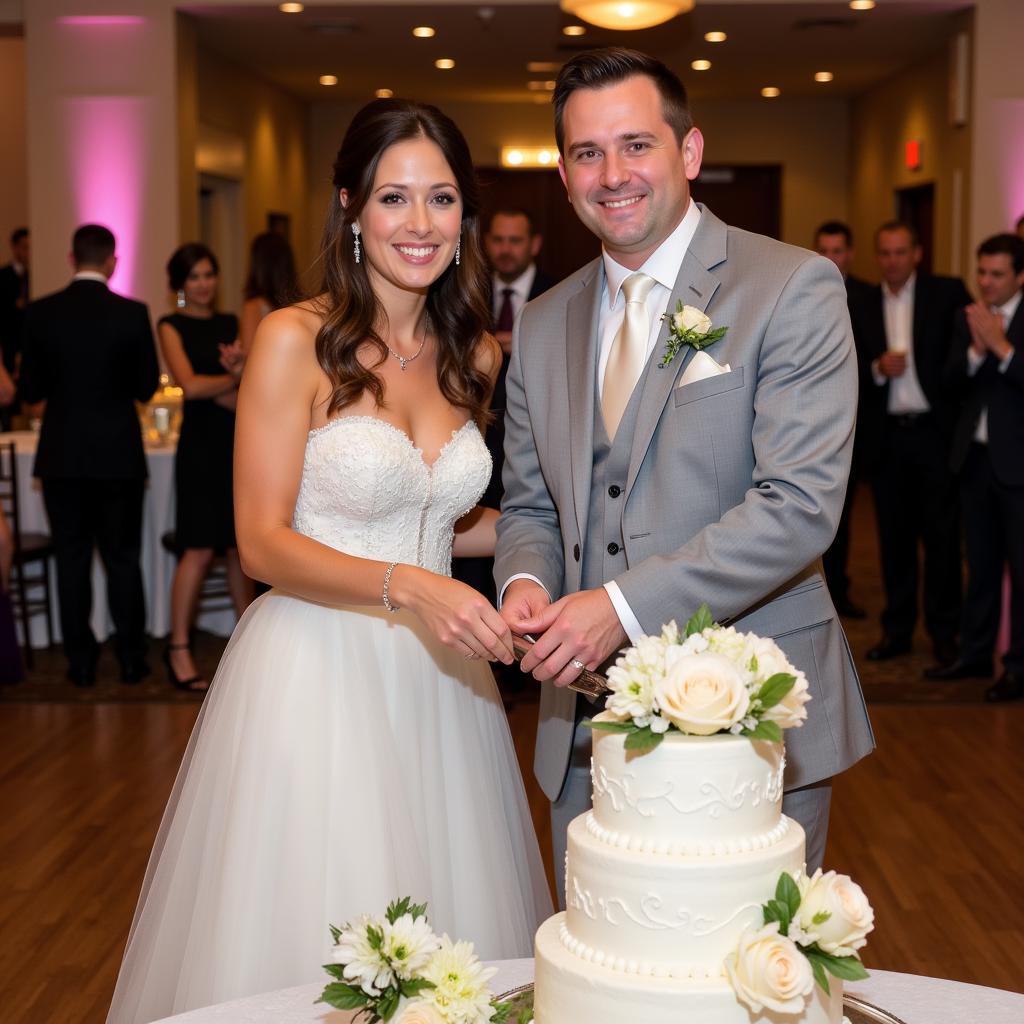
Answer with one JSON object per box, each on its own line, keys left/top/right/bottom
{"left": 107, "top": 99, "right": 552, "bottom": 1023}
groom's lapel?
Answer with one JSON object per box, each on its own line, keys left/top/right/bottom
{"left": 565, "top": 259, "right": 604, "bottom": 544}
{"left": 626, "top": 207, "right": 728, "bottom": 497}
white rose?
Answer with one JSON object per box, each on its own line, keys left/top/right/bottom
{"left": 725, "top": 922, "right": 814, "bottom": 1015}
{"left": 796, "top": 869, "right": 874, "bottom": 957}
{"left": 762, "top": 669, "right": 811, "bottom": 729}
{"left": 673, "top": 304, "right": 713, "bottom": 334}
{"left": 654, "top": 652, "right": 750, "bottom": 735}
{"left": 395, "top": 1000, "right": 445, "bottom": 1024}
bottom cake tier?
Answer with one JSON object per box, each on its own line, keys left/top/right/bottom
{"left": 533, "top": 914, "right": 843, "bottom": 1024}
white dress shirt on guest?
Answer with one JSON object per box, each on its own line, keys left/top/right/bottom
{"left": 968, "top": 288, "right": 1021, "bottom": 443}
{"left": 877, "top": 272, "right": 930, "bottom": 415}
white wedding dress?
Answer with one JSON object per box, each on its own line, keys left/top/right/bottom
{"left": 107, "top": 416, "right": 553, "bottom": 1024}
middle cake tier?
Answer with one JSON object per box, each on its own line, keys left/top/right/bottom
{"left": 564, "top": 812, "right": 806, "bottom": 978}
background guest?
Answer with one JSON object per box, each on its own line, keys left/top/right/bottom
{"left": 159, "top": 243, "right": 250, "bottom": 691}
{"left": 238, "top": 231, "right": 300, "bottom": 353}
{"left": 20, "top": 224, "right": 159, "bottom": 686}
{"left": 0, "top": 227, "right": 29, "bottom": 429}
{"left": 850, "top": 221, "right": 971, "bottom": 665}
{"left": 1016, "top": 214, "right": 1024, "bottom": 241}
{"left": 927, "top": 234, "right": 1023, "bottom": 702}
{"left": 0, "top": 504, "right": 24, "bottom": 685}
{"left": 815, "top": 219, "right": 873, "bottom": 620}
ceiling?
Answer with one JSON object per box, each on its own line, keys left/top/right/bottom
{"left": 185, "top": 2, "right": 972, "bottom": 104}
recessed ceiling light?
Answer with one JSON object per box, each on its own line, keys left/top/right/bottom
{"left": 562, "top": 24, "right": 587, "bottom": 36}
{"left": 704, "top": 31, "right": 727, "bottom": 43}
{"left": 527, "top": 80, "right": 557, "bottom": 91}
{"left": 435, "top": 58, "right": 455, "bottom": 70}
{"left": 376, "top": 88, "right": 394, "bottom": 98}
{"left": 319, "top": 75, "right": 338, "bottom": 86}
{"left": 691, "top": 59, "right": 712, "bottom": 72}
{"left": 527, "top": 62, "right": 561, "bottom": 73}
{"left": 849, "top": 0, "right": 875, "bottom": 9}
{"left": 278, "top": 2, "right": 304, "bottom": 12}
{"left": 761, "top": 86, "right": 780, "bottom": 98}
{"left": 413, "top": 26, "right": 435, "bottom": 38}
{"left": 814, "top": 71, "right": 834, "bottom": 83}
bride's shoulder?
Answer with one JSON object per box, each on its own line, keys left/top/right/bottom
{"left": 251, "top": 298, "right": 325, "bottom": 362}
{"left": 472, "top": 331, "right": 503, "bottom": 383}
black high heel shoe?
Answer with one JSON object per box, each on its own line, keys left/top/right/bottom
{"left": 164, "top": 642, "right": 209, "bottom": 692}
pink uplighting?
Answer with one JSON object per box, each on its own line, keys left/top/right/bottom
{"left": 57, "top": 16, "right": 145, "bottom": 27}
{"left": 63, "top": 97, "right": 148, "bottom": 297}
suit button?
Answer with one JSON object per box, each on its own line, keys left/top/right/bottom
{"left": 573, "top": 544, "right": 580, "bottom": 562}
{"left": 607, "top": 542, "right": 620, "bottom": 555}
{"left": 608, "top": 485, "right": 621, "bottom": 498}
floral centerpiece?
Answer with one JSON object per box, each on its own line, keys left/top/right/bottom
{"left": 586, "top": 604, "right": 811, "bottom": 754}
{"left": 726, "top": 869, "right": 873, "bottom": 1015}
{"left": 319, "top": 898, "right": 530, "bottom": 1024}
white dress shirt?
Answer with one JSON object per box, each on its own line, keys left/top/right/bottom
{"left": 501, "top": 202, "right": 701, "bottom": 645}
{"left": 492, "top": 264, "right": 537, "bottom": 326}
{"left": 879, "top": 273, "right": 930, "bottom": 414}
{"left": 968, "top": 288, "right": 1021, "bottom": 443}
{"left": 72, "top": 270, "right": 110, "bottom": 285}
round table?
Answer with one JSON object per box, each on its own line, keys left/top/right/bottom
{"left": 0, "top": 430, "right": 236, "bottom": 646}
{"left": 151, "top": 960, "right": 1024, "bottom": 1023}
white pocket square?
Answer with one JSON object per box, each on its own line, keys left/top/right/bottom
{"left": 677, "top": 350, "right": 731, "bottom": 388}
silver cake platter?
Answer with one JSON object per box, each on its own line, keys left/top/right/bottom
{"left": 496, "top": 984, "right": 909, "bottom": 1024}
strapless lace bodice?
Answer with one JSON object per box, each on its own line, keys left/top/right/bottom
{"left": 292, "top": 416, "right": 491, "bottom": 576}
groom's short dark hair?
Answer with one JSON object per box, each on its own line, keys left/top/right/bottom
{"left": 553, "top": 48, "right": 694, "bottom": 155}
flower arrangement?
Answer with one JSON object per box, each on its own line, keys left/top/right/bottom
{"left": 658, "top": 301, "right": 728, "bottom": 368}
{"left": 586, "top": 605, "right": 811, "bottom": 754}
{"left": 725, "top": 870, "right": 873, "bottom": 1015}
{"left": 319, "top": 898, "right": 530, "bottom": 1024}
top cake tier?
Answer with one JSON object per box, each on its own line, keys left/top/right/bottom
{"left": 590, "top": 727, "right": 785, "bottom": 853}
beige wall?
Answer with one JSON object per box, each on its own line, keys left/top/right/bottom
{"left": 848, "top": 21, "right": 973, "bottom": 282}
{"left": 308, "top": 96, "right": 848, "bottom": 256}
{"left": 0, "top": 35, "right": 27, "bottom": 257}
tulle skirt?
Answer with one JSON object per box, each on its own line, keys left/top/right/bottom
{"left": 107, "top": 591, "right": 552, "bottom": 1023}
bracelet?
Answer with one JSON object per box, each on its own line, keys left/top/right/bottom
{"left": 382, "top": 561, "right": 400, "bottom": 613}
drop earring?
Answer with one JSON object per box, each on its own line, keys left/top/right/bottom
{"left": 352, "top": 224, "right": 361, "bottom": 264}
{"left": 176, "top": 289, "right": 186, "bottom": 309}
{"left": 454, "top": 239, "right": 461, "bottom": 267}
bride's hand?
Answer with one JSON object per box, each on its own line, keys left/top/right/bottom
{"left": 391, "top": 566, "right": 515, "bottom": 665}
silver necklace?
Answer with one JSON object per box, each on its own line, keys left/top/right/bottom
{"left": 386, "top": 333, "right": 426, "bottom": 371}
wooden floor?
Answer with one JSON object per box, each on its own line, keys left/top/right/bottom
{"left": 2, "top": 486, "right": 1023, "bottom": 1022}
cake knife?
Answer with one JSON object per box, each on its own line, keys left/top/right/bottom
{"left": 510, "top": 635, "right": 609, "bottom": 700}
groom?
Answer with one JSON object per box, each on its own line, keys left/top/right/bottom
{"left": 494, "top": 48, "right": 874, "bottom": 902}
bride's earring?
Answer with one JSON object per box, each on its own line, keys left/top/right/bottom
{"left": 352, "top": 224, "right": 361, "bottom": 264}
{"left": 454, "top": 238, "right": 461, "bottom": 267}
{"left": 176, "top": 289, "right": 186, "bottom": 309}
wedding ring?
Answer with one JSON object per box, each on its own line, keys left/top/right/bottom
{"left": 571, "top": 658, "right": 585, "bottom": 670}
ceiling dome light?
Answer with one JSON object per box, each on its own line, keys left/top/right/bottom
{"left": 761, "top": 86, "right": 780, "bottom": 98}
{"left": 691, "top": 59, "right": 711, "bottom": 72}
{"left": 849, "top": 0, "right": 875, "bottom": 9}
{"left": 412, "top": 26, "right": 436, "bottom": 38}
{"left": 560, "top": 1, "right": 694, "bottom": 31}
{"left": 814, "top": 71, "right": 834, "bottom": 83}
{"left": 376, "top": 88, "right": 394, "bottom": 98}
{"left": 435, "top": 58, "right": 455, "bottom": 70}
{"left": 319, "top": 75, "right": 338, "bottom": 86}
{"left": 279, "top": 3, "right": 304, "bottom": 13}
{"left": 704, "top": 31, "right": 727, "bottom": 43}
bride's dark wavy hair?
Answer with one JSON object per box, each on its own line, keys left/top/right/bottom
{"left": 317, "top": 98, "right": 492, "bottom": 423}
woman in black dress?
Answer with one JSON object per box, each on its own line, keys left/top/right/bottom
{"left": 159, "top": 243, "right": 252, "bottom": 690}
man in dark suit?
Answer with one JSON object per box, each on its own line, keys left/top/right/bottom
{"left": 849, "top": 221, "right": 971, "bottom": 664}
{"left": 926, "top": 234, "right": 1024, "bottom": 701}
{"left": 0, "top": 227, "right": 30, "bottom": 428}
{"left": 815, "top": 220, "right": 873, "bottom": 620}
{"left": 20, "top": 224, "right": 160, "bottom": 685}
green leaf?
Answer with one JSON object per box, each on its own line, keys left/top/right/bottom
{"left": 742, "top": 720, "right": 783, "bottom": 743}
{"left": 517, "top": 1009, "right": 534, "bottom": 1024}
{"left": 811, "top": 910, "right": 832, "bottom": 926}
{"left": 756, "top": 673, "right": 796, "bottom": 711}
{"left": 385, "top": 897, "right": 409, "bottom": 924}
{"left": 409, "top": 901, "right": 428, "bottom": 921}
{"left": 489, "top": 1002, "right": 513, "bottom": 1024}
{"left": 322, "top": 963, "right": 346, "bottom": 981}
{"left": 581, "top": 718, "right": 637, "bottom": 733}
{"left": 399, "top": 978, "right": 437, "bottom": 998}
{"left": 367, "top": 923, "right": 384, "bottom": 951}
{"left": 806, "top": 948, "right": 870, "bottom": 982}
{"left": 318, "top": 983, "right": 370, "bottom": 1010}
{"left": 623, "top": 726, "right": 665, "bottom": 755}
{"left": 807, "top": 955, "right": 831, "bottom": 996}
{"left": 762, "top": 898, "right": 791, "bottom": 936}
{"left": 329, "top": 924, "right": 342, "bottom": 944}
{"left": 776, "top": 872, "right": 801, "bottom": 919}
{"left": 377, "top": 987, "right": 399, "bottom": 1021}
{"left": 684, "top": 603, "right": 715, "bottom": 637}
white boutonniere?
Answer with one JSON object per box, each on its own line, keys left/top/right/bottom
{"left": 659, "top": 301, "right": 728, "bottom": 368}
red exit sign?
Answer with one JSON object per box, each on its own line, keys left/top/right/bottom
{"left": 905, "top": 139, "right": 923, "bottom": 170}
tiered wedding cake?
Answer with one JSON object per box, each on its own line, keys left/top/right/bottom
{"left": 532, "top": 614, "right": 872, "bottom": 1024}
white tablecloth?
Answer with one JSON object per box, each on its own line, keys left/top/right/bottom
{"left": 1, "top": 431, "right": 236, "bottom": 646}
{"left": 152, "top": 960, "right": 1024, "bottom": 1023}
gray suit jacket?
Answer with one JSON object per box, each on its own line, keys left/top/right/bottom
{"left": 494, "top": 205, "right": 874, "bottom": 801}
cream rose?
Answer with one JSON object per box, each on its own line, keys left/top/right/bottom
{"left": 673, "top": 304, "right": 713, "bottom": 334}
{"left": 654, "top": 652, "right": 750, "bottom": 735}
{"left": 762, "top": 670, "right": 811, "bottom": 730}
{"left": 395, "top": 1000, "right": 445, "bottom": 1024}
{"left": 725, "top": 922, "right": 814, "bottom": 1015}
{"left": 796, "top": 869, "right": 874, "bottom": 957}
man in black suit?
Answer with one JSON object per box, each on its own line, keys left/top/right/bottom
{"left": 815, "top": 220, "right": 873, "bottom": 620}
{"left": 850, "top": 221, "right": 971, "bottom": 664}
{"left": 0, "top": 227, "right": 30, "bottom": 428}
{"left": 926, "top": 234, "right": 1024, "bottom": 701}
{"left": 20, "top": 225, "right": 160, "bottom": 686}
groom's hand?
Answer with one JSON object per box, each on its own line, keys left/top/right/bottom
{"left": 499, "top": 578, "right": 551, "bottom": 634}
{"left": 518, "top": 588, "right": 627, "bottom": 688}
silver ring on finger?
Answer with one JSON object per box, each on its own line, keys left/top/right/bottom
{"left": 571, "top": 658, "right": 585, "bottom": 671}
{"left": 465, "top": 651, "right": 480, "bottom": 660}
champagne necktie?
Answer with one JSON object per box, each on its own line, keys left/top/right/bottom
{"left": 602, "top": 272, "right": 656, "bottom": 438}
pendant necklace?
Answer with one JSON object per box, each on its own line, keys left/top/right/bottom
{"left": 386, "top": 327, "right": 427, "bottom": 371}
